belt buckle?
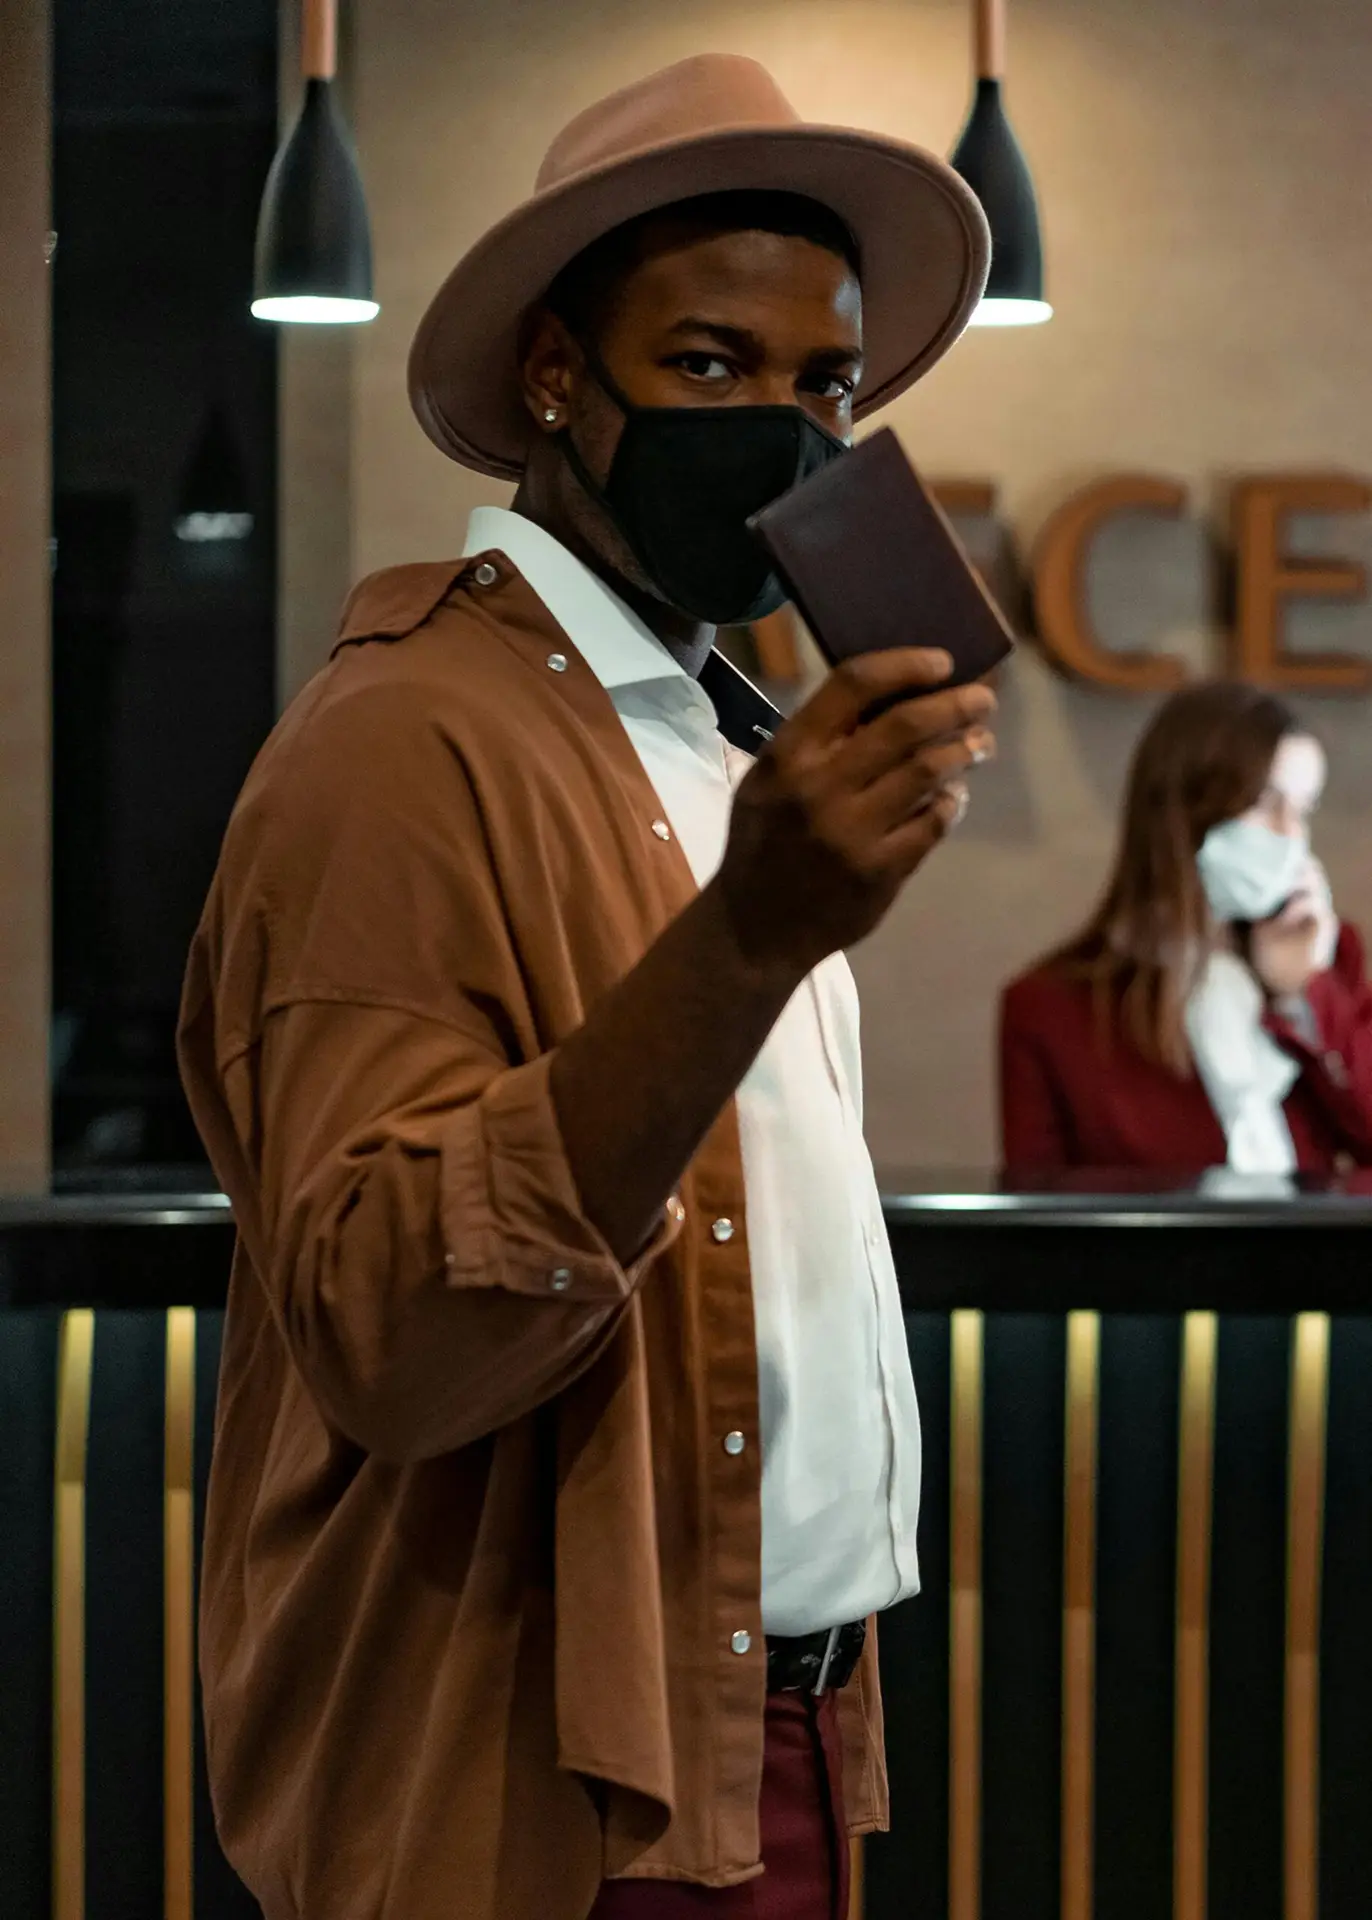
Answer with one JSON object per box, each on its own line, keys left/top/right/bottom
{"left": 812, "top": 1624, "right": 842, "bottom": 1698}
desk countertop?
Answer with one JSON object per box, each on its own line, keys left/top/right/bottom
{"left": 1, "top": 1170, "right": 1368, "bottom": 1313}
{"left": 2, "top": 1167, "right": 1371, "bottom": 1231}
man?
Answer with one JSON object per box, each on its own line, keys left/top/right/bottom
{"left": 179, "top": 53, "right": 995, "bottom": 1920}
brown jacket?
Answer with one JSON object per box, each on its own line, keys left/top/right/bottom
{"left": 178, "top": 552, "right": 888, "bottom": 1920}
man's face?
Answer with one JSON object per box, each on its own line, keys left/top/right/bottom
{"left": 519, "top": 219, "right": 864, "bottom": 600}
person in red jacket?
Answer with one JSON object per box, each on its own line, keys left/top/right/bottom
{"left": 1000, "top": 681, "right": 1372, "bottom": 1174}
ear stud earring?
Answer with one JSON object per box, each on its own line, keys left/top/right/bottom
{"left": 544, "top": 408, "right": 558, "bottom": 424}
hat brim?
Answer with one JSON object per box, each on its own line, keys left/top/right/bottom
{"left": 409, "top": 122, "right": 991, "bottom": 479}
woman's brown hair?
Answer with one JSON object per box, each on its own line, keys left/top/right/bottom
{"left": 1041, "top": 680, "right": 1298, "bottom": 1075}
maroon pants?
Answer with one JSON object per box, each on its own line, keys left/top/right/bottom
{"left": 589, "top": 1690, "right": 849, "bottom": 1919}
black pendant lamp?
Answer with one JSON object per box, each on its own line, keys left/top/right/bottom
{"left": 175, "top": 408, "right": 254, "bottom": 543}
{"left": 252, "top": 0, "right": 378, "bottom": 325}
{"left": 950, "top": 0, "right": 1051, "bottom": 326}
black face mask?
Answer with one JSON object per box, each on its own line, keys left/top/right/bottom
{"left": 558, "top": 345, "right": 848, "bottom": 626}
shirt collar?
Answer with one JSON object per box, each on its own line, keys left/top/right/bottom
{"left": 463, "top": 506, "right": 690, "bottom": 696}
{"left": 461, "top": 505, "right": 786, "bottom": 756}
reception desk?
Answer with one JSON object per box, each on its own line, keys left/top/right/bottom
{"left": 3, "top": 1176, "right": 1370, "bottom": 1920}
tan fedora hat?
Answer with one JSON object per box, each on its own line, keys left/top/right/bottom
{"left": 409, "top": 54, "right": 990, "bottom": 479}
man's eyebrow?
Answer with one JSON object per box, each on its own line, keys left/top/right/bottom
{"left": 661, "top": 318, "right": 765, "bottom": 358}
{"left": 661, "top": 318, "right": 864, "bottom": 369}
{"left": 805, "top": 343, "right": 865, "bottom": 371}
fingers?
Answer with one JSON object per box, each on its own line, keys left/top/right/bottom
{"left": 867, "top": 778, "right": 971, "bottom": 879}
{"left": 743, "top": 649, "right": 991, "bottom": 928}
{"left": 846, "top": 724, "right": 994, "bottom": 833}
{"left": 937, "top": 779, "right": 971, "bottom": 831}
{"left": 787, "top": 649, "right": 962, "bottom": 745}
{"left": 835, "top": 683, "right": 997, "bottom": 789}
{"left": 1276, "top": 895, "right": 1316, "bottom": 927}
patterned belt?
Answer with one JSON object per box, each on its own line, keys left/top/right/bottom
{"left": 765, "top": 1620, "right": 867, "bottom": 1696}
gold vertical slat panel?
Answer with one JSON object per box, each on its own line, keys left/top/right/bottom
{"left": 848, "top": 1836, "right": 864, "bottom": 1919}
{"left": 1174, "top": 1312, "right": 1219, "bottom": 1920}
{"left": 164, "top": 1309, "right": 197, "bottom": 1920}
{"left": 950, "top": 1309, "right": 984, "bottom": 1920}
{"left": 53, "top": 1308, "right": 95, "bottom": 1920}
{"left": 1063, "top": 1311, "right": 1101, "bottom": 1920}
{"left": 1285, "top": 1313, "right": 1330, "bottom": 1920}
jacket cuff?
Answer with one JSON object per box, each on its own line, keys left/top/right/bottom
{"left": 438, "top": 1051, "right": 684, "bottom": 1302}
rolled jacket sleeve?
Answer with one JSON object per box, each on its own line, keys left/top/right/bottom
{"left": 240, "top": 999, "right": 679, "bottom": 1465}
{"left": 439, "top": 1047, "right": 666, "bottom": 1300}
{"left": 183, "top": 673, "right": 682, "bottom": 1464}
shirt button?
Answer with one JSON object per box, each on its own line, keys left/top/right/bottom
{"left": 651, "top": 819, "right": 672, "bottom": 841}
{"left": 723, "top": 1430, "right": 746, "bottom": 1456}
{"left": 472, "top": 561, "right": 498, "bottom": 587}
{"left": 550, "top": 1268, "right": 572, "bottom": 1292}
{"left": 730, "top": 1629, "right": 752, "bottom": 1656}
{"left": 711, "top": 1218, "right": 734, "bottom": 1243}
{"left": 547, "top": 652, "right": 568, "bottom": 673}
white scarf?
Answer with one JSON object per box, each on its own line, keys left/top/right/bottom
{"left": 1184, "top": 951, "right": 1299, "bottom": 1173}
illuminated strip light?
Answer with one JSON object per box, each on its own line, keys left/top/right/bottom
{"left": 950, "top": 1309, "right": 984, "bottom": 1920}
{"left": 53, "top": 1309, "right": 95, "bottom": 1920}
{"left": 1174, "top": 1312, "right": 1219, "bottom": 1920}
{"left": 164, "top": 1310, "right": 197, "bottom": 1920}
{"left": 1062, "top": 1311, "right": 1101, "bottom": 1920}
{"left": 1285, "top": 1313, "right": 1331, "bottom": 1920}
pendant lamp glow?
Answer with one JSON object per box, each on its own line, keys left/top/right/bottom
{"left": 252, "top": 0, "right": 377, "bottom": 325}
{"left": 176, "top": 408, "right": 254, "bottom": 543}
{"left": 950, "top": 0, "right": 1051, "bottom": 327}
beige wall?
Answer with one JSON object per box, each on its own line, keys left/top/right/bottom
{"left": 0, "top": 0, "right": 50, "bottom": 1189}
{"left": 326, "top": 0, "right": 1372, "bottom": 1166}
{"left": 279, "top": 0, "right": 359, "bottom": 704}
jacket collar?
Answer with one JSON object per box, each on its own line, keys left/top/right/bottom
{"left": 335, "top": 519, "right": 786, "bottom": 759}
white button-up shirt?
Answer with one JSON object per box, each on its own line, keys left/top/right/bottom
{"left": 464, "top": 506, "right": 921, "bottom": 1636}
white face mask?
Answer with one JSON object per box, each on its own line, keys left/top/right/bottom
{"left": 1196, "top": 816, "right": 1308, "bottom": 923}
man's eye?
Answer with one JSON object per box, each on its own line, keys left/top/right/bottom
{"left": 672, "top": 353, "right": 733, "bottom": 381}
{"left": 806, "top": 374, "right": 857, "bottom": 402}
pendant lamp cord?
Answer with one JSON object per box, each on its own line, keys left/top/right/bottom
{"left": 974, "top": 0, "right": 1006, "bottom": 80}
{"left": 302, "top": 0, "right": 338, "bottom": 82}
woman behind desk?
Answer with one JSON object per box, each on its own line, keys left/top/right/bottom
{"left": 1000, "top": 683, "right": 1372, "bottom": 1173}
